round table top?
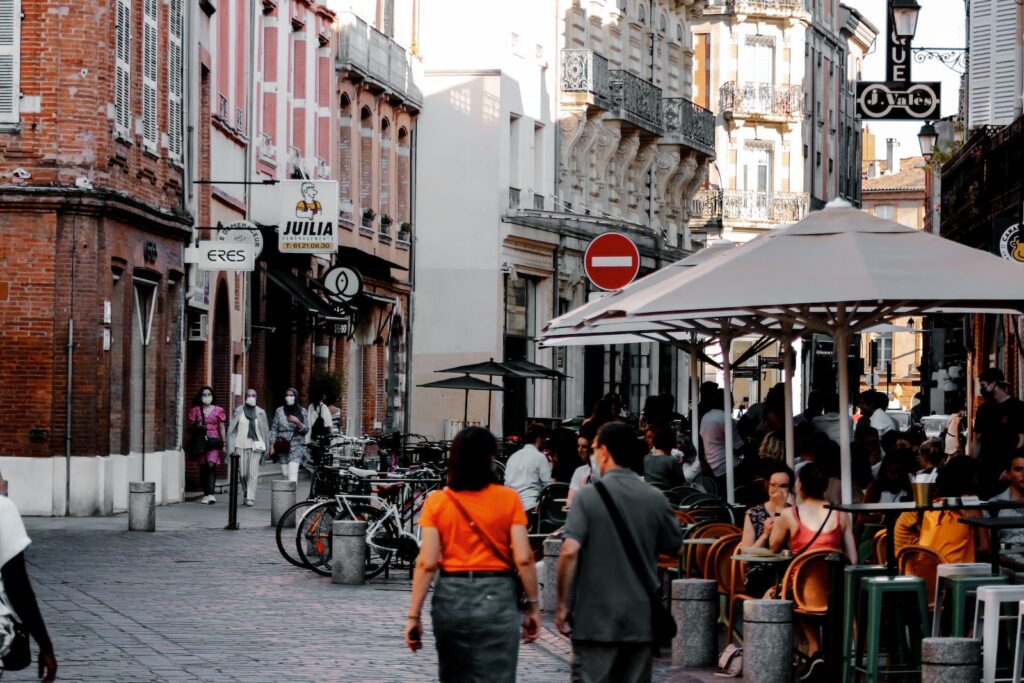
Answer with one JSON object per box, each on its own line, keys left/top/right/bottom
{"left": 732, "top": 553, "right": 792, "bottom": 563}
{"left": 682, "top": 537, "right": 719, "bottom": 545}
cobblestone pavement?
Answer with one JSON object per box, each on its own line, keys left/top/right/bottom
{"left": 12, "top": 475, "right": 718, "bottom": 682}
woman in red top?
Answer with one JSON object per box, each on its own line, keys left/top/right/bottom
{"left": 187, "top": 386, "right": 227, "bottom": 505}
{"left": 405, "top": 427, "right": 541, "bottom": 682}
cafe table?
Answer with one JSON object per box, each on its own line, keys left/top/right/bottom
{"left": 958, "top": 515, "right": 1024, "bottom": 575}
{"left": 731, "top": 552, "right": 793, "bottom": 589}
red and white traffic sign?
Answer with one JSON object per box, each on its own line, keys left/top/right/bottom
{"left": 584, "top": 232, "right": 640, "bottom": 291}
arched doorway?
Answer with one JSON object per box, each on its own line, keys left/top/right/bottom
{"left": 212, "top": 280, "right": 231, "bottom": 410}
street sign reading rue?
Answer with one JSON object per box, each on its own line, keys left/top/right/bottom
{"left": 856, "top": 81, "right": 941, "bottom": 120}
{"left": 584, "top": 232, "right": 640, "bottom": 291}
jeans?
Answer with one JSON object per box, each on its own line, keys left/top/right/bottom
{"left": 199, "top": 462, "right": 217, "bottom": 496}
{"left": 431, "top": 575, "right": 519, "bottom": 683}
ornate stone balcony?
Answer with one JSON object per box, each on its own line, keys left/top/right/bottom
{"left": 662, "top": 98, "right": 716, "bottom": 158}
{"left": 704, "top": 0, "right": 811, "bottom": 18}
{"left": 691, "top": 188, "right": 809, "bottom": 224}
{"left": 560, "top": 49, "right": 612, "bottom": 107}
{"left": 720, "top": 82, "right": 803, "bottom": 123}
{"left": 336, "top": 11, "right": 422, "bottom": 109}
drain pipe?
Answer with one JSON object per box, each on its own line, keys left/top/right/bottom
{"left": 65, "top": 320, "right": 73, "bottom": 517}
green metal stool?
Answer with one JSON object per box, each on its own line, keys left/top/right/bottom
{"left": 841, "top": 565, "right": 888, "bottom": 682}
{"left": 948, "top": 574, "right": 1010, "bottom": 637}
{"left": 853, "top": 575, "right": 931, "bottom": 682}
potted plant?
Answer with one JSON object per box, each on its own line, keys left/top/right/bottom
{"left": 380, "top": 214, "right": 393, "bottom": 233}
{"left": 398, "top": 222, "right": 412, "bottom": 241}
{"left": 361, "top": 208, "right": 376, "bottom": 227}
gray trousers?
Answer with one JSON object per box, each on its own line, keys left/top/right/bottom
{"left": 430, "top": 575, "right": 519, "bottom": 683}
{"left": 236, "top": 449, "right": 261, "bottom": 501}
{"left": 571, "top": 641, "right": 653, "bottom": 683}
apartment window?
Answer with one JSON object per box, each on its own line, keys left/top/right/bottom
{"left": 509, "top": 114, "right": 520, "bottom": 187}
{"left": 532, "top": 123, "right": 544, "bottom": 196}
{"left": 143, "top": 0, "right": 162, "bottom": 151}
{"left": 874, "top": 204, "right": 895, "bottom": 220}
{"left": 741, "top": 147, "right": 771, "bottom": 194}
{"left": 0, "top": 0, "right": 20, "bottom": 124}
{"left": 114, "top": 0, "right": 132, "bottom": 137}
{"left": 168, "top": 0, "right": 184, "bottom": 159}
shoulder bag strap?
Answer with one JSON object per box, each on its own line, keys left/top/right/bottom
{"left": 592, "top": 480, "right": 658, "bottom": 599}
{"left": 443, "top": 489, "right": 515, "bottom": 570}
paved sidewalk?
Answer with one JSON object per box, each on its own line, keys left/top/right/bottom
{"left": 13, "top": 475, "right": 722, "bottom": 682}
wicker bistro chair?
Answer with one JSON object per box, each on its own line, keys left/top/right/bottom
{"left": 705, "top": 533, "right": 743, "bottom": 590}
{"left": 535, "top": 483, "right": 570, "bottom": 535}
{"left": 897, "top": 545, "right": 945, "bottom": 610}
{"left": 875, "top": 529, "right": 888, "bottom": 566}
{"left": 685, "top": 521, "right": 742, "bottom": 578}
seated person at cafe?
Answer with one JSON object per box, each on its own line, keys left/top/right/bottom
{"left": 643, "top": 428, "right": 685, "bottom": 491}
{"left": 917, "top": 438, "right": 946, "bottom": 476}
{"left": 739, "top": 463, "right": 794, "bottom": 597}
{"left": 987, "top": 451, "right": 1024, "bottom": 573}
{"left": 893, "top": 455, "right": 988, "bottom": 561}
{"left": 864, "top": 454, "right": 912, "bottom": 504}
{"left": 770, "top": 463, "right": 857, "bottom": 669}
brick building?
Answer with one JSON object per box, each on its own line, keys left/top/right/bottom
{"left": 0, "top": 0, "right": 191, "bottom": 514}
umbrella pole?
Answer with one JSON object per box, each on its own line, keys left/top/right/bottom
{"left": 464, "top": 389, "right": 469, "bottom": 426}
{"left": 721, "top": 335, "right": 736, "bottom": 505}
{"left": 690, "top": 339, "right": 699, "bottom": 458}
{"left": 486, "top": 374, "right": 493, "bottom": 432}
{"left": 783, "top": 325, "right": 796, "bottom": 469}
{"left": 836, "top": 321, "right": 853, "bottom": 504}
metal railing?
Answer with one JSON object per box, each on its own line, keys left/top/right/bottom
{"left": 663, "top": 98, "right": 716, "bottom": 156}
{"left": 560, "top": 49, "right": 611, "bottom": 102}
{"left": 509, "top": 187, "right": 521, "bottom": 210}
{"left": 609, "top": 69, "right": 663, "bottom": 131}
{"left": 706, "top": 0, "right": 809, "bottom": 12}
{"left": 336, "top": 11, "right": 422, "bottom": 107}
{"left": 720, "top": 82, "right": 803, "bottom": 119}
{"left": 721, "top": 190, "right": 809, "bottom": 222}
{"left": 691, "top": 187, "right": 723, "bottom": 220}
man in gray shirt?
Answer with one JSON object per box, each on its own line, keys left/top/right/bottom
{"left": 556, "top": 422, "right": 684, "bottom": 683}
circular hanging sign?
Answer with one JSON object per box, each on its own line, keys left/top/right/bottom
{"left": 322, "top": 266, "right": 363, "bottom": 303}
{"left": 584, "top": 232, "right": 640, "bottom": 291}
{"left": 218, "top": 220, "right": 264, "bottom": 258}
{"left": 998, "top": 223, "right": 1024, "bottom": 263}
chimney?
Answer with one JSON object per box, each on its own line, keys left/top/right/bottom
{"left": 867, "top": 161, "right": 880, "bottom": 179}
{"left": 885, "top": 138, "right": 900, "bottom": 174}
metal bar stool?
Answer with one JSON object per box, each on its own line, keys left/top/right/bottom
{"left": 1012, "top": 599, "right": 1024, "bottom": 683}
{"left": 949, "top": 574, "right": 1011, "bottom": 637}
{"left": 853, "top": 575, "right": 931, "bottom": 682}
{"left": 840, "top": 564, "right": 887, "bottom": 682}
{"left": 974, "top": 585, "right": 1024, "bottom": 682}
{"left": 934, "top": 563, "right": 997, "bottom": 636}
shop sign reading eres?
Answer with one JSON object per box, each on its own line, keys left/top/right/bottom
{"left": 196, "top": 241, "right": 254, "bottom": 271}
{"left": 278, "top": 180, "right": 339, "bottom": 254}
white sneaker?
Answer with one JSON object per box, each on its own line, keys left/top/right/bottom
{"left": 199, "top": 495, "right": 210, "bottom": 504}
{"left": 206, "top": 495, "right": 216, "bottom": 505}
{"left": 244, "top": 499, "right": 255, "bottom": 507}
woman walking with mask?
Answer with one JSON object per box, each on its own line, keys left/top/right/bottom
{"left": 228, "top": 389, "right": 270, "bottom": 507}
{"left": 270, "top": 388, "right": 308, "bottom": 483}
{"left": 188, "top": 386, "right": 227, "bottom": 504}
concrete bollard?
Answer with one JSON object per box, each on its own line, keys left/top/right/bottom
{"left": 128, "top": 481, "right": 156, "bottom": 532}
{"left": 671, "top": 578, "right": 718, "bottom": 667}
{"left": 921, "top": 637, "right": 981, "bottom": 682}
{"left": 743, "top": 600, "right": 793, "bottom": 683}
{"left": 331, "top": 520, "right": 367, "bottom": 585}
{"left": 271, "top": 479, "right": 297, "bottom": 527}
{"left": 541, "top": 537, "right": 563, "bottom": 613}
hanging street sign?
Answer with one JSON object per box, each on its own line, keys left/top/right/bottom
{"left": 277, "top": 180, "right": 339, "bottom": 254}
{"left": 584, "top": 232, "right": 640, "bottom": 291}
{"left": 998, "top": 223, "right": 1024, "bottom": 263}
{"left": 195, "top": 240, "right": 254, "bottom": 271}
{"left": 219, "top": 220, "right": 264, "bottom": 258}
{"left": 760, "top": 356, "right": 785, "bottom": 370}
{"left": 321, "top": 265, "right": 363, "bottom": 303}
{"left": 856, "top": 81, "right": 941, "bottom": 120}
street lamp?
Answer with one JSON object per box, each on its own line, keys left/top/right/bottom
{"left": 891, "top": 0, "right": 921, "bottom": 39}
{"left": 918, "top": 121, "right": 938, "bottom": 159}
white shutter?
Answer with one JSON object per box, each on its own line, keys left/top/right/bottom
{"left": 0, "top": 0, "right": 20, "bottom": 124}
{"left": 142, "top": 0, "right": 158, "bottom": 151}
{"left": 991, "top": 0, "right": 1020, "bottom": 124}
{"left": 114, "top": 0, "right": 131, "bottom": 137}
{"left": 168, "top": 0, "right": 183, "bottom": 160}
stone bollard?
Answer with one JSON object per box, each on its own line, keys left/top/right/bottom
{"left": 541, "top": 537, "right": 563, "bottom": 613}
{"left": 128, "top": 481, "right": 156, "bottom": 532}
{"left": 271, "top": 479, "right": 297, "bottom": 527}
{"left": 921, "top": 637, "right": 981, "bottom": 682}
{"left": 743, "top": 600, "right": 793, "bottom": 683}
{"left": 331, "top": 520, "right": 367, "bottom": 585}
{"left": 671, "top": 579, "right": 718, "bottom": 667}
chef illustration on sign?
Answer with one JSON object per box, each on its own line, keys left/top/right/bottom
{"left": 295, "top": 182, "right": 323, "bottom": 218}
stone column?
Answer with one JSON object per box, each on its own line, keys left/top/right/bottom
{"left": 921, "top": 637, "right": 981, "bottom": 682}
{"left": 743, "top": 600, "right": 793, "bottom": 683}
{"left": 128, "top": 481, "right": 156, "bottom": 532}
{"left": 271, "top": 479, "right": 297, "bottom": 527}
{"left": 332, "top": 520, "right": 367, "bottom": 585}
{"left": 671, "top": 578, "right": 718, "bottom": 667}
{"left": 542, "top": 537, "right": 563, "bottom": 614}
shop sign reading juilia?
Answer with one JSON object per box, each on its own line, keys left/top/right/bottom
{"left": 277, "top": 180, "right": 339, "bottom": 254}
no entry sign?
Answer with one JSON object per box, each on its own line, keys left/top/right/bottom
{"left": 584, "top": 232, "right": 640, "bottom": 290}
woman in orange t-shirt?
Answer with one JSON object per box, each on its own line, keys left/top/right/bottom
{"left": 404, "top": 427, "right": 540, "bottom": 682}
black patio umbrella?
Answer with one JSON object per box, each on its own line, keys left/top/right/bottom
{"left": 418, "top": 374, "right": 504, "bottom": 425}
{"left": 503, "top": 359, "right": 571, "bottom": 379}
{"left": 435, "top": 358, "right": 542, "bottom": 429}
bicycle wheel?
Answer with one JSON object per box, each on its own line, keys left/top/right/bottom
{"left": 295, "top": 501, "right": 339, "bottom": 576}
{"left": 347, "top": 504, "right": 400, "bottom": 580}
{"left": 276, "top": 500, "right": 315, "bottom": 568}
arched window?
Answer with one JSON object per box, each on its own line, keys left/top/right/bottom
{"left": 379, "top": 117, "right": 392, "bottom": 228}
{"left": 360, "top": 107, "right": 373, "bottom": 213}
{"left": 397, "top": 127, "right": 410, "bottom": 225}
{"left": 638, "top": 5, "right": 646, "bottom": 24}
{"left": 338, "top": 94, "right": 353, "bottom": 210}
{"left": 676, "top": 24, "right": 684, "bottom": 43}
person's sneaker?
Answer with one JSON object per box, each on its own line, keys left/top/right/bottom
{"left": 799, "top": 653, "right": 824, "bottom": 681}
{"left": 244, "top": 499, "right": 254, "bottom": 507}
{"left": 199, "top": 495, "right": 210, "bottom": 504}
{"left": 206, "top": 495, "right": 216, "bottom": 505}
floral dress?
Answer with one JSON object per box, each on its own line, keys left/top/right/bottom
{"left": 269, "top": 406, "right": 309, "bottom": 465}
{"left": 188, "top": 405, "right": 227, "bottom": 465}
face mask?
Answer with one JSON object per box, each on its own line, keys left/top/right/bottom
{"left": 201, "top": 395, "right": 213, "bottom": 405}
{"left": 285, "top": 395, "right": 295, "bottom": 406}
{"left": 981, "top": 385, "right": 994, "bottom": 400}
{"left": 245, "top": 397, "right": 257, "bottom": 407}
{"left": 590, "top": 455, "right": 599, "bottom": 472}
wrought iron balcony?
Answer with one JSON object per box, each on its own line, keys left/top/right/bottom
{"left": 662, "top": 98, "right": 716, "bottom": 157}
{"left": 705, "top": 0, "right": 809, "bottom": 16}
{"left": 693, "top": 188, "right": 809, "bottom": 223}
{"left": 509, "top": 187, "right": 521, "bottom": 210}
{"left": 336, "top": 11, "right": 422, "bottom": 109}
{"left": 560, "top": 49, "right": 611, "bottom": 105}
{"left": 609, "top": 70, "right": 663, "bottom": 134}
{"left": 720, "top": 82, "right": 803, "bottom": 121}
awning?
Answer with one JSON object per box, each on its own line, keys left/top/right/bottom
{"left": 261, "top": 266, "right": 347, "bottom": 320}
{"left": 336, "top": 245, "right": 407, "bottom": 281}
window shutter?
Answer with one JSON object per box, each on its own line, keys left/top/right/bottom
{"left": 142, "top": 0, "right": 158, "bottom": 151}
{"left": 992, "top": 0, "right": 1019, "bottom": 125}
{"left": 968, "top": 0, "right": 994, "bottom": 126}
{"left": 293, "top": 35, "right": 305, "bottom": 100}
{"left": 0, "top": 0, "right": 19, "bottom": 124}
{"left": 114, "top": 0, "right": 132, "bottom": 137}
{"left": 168, "top": 0, "right": 183, "bottom": 160}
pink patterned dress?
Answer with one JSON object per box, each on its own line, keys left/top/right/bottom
{"left": 188, "top": 405, "right": 227, "bottom": 465}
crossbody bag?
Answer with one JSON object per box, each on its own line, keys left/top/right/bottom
{"left": 442, "top": 489, "right": 531, "bottom": 611}
{"left": 592, "top": 480, "right": 677, "bottom": 642}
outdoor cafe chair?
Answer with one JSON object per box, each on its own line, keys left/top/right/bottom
{"left": 780, "top": 548, "right": 849, "bottom": 615}
{"left": 897, "top": 544, "right": 945, "bottom": 610}
{"left": 704, "top": 533, "right": 742, "bottom": 592}
{"left": 726, "top": 549, "right": 762, "bottom": 645}
{"left": 535, "top": 482, "right": 570, "bottom": 535}
{"left": 685, "top": 521, "right": 741, "bottom": 578}
{"left": 664, "top": 485, "right": 695, "bottom": 507}
{"left": 874, "top": 529, "right": 888, "bottom": 566}
{"left": 694, "top": 475, "right": 719, "bottom": 497}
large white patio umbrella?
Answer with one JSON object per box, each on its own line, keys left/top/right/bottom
{"left": 542, "top": 199, "right": 1024, "bottom": 503}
